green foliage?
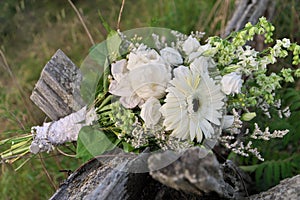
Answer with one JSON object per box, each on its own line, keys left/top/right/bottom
{"left": 240, "top": 154, "right": 300, "bottom": 191}
{"left": 121, "top": 141, "right": 135, "bottom": 153}
{"left": 76, "top": 126, "right": 120, "bottom": 162}
{"left": 234, "top": 87, "right": 300, "bottom": 192}
{"left": 148, "top": 0, "right": 236, "bottom": 35}
{"left": 284, "top": 88, "right": 300, "bottom": 111}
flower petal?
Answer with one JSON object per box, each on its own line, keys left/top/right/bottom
{"left": 120, "top": 95, "right": 141, "bottom": 109}
{"left": 111, "top": 59, "right": 128, "bottom": 81}
{"left": 161, "top": 63, "right": 224, "bottom": 143}
{"left": 222, "top": 115, "right": 234, "bottom": 129}
{"left": 109, "top": 74, "right": 134, "bottom": 97}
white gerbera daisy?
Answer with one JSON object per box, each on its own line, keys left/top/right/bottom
{"left": 160, "top": 66, "right": 225, "bottom": 142}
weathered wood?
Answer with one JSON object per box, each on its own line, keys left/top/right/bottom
{"left": 249, "top": 174, "right": 300, "bottom": 200}
{"left": 49, "top": 146, "right": 300, "bottom": 200}
{"left": 49, "top": 150, "right": 155, "bottom": 200}
{"left": 223, "top": 0, "right": 276, "bottom": 37}
{"left": 50, "top": 149, "right": 213, "bottom": 200}
{"left": 148, "top": 147, "right": 251, "bottom": 199}
{"left": 29, "top": 50, "right": 97, "bottom": 154}
{"left": 30, "top": 49, "right": 85, "bottom": 121}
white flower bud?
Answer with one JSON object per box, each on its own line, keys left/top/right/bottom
{"left": 221, "top": 72, "right": 243, "bottom": 95}
{"left": 141, "top": 97, "right": 162, "bottom": 128}
{"left": 282, "top": 38, "right": 291, "bottom": 48}
{"left": 241, "top": 112, "right": 256, "bottom": 121}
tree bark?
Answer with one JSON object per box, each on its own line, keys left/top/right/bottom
{"left": 223, "top": 0, "right": 276, "bottom": 37}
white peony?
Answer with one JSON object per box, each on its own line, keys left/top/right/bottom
{"left": 221, "top": 72, "right": 243, "bottom": 95}
{"left": 182, "top": 36, "right": 200, "bottom": 55}
{"left": 109, "top": 46, "right": 172, "bottom": 108}
{"left": 160, "top": 47, "right": 183, "bottom": 66}
{"left": 141, "top": 97, "right": 162, "bottom": 128}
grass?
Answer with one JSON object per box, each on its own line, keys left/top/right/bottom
{"left": 0, "top": 0, "right": 299, "bottom": 199}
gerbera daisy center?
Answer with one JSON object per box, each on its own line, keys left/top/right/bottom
{"left": 192, "top": 98, "right": 200, "bottom": 112}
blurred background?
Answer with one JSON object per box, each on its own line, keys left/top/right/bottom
{"left": 0, "top": 0, "right": 299, "bottom": 199}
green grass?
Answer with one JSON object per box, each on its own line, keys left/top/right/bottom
{"left": 0, "top": 0, "right": 299, "bottom": 199}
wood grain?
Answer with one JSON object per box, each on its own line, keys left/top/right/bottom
{"left": 30, "top": 49, "right": 85, "bottom": 120}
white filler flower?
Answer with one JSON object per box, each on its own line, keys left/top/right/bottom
{"left": 160, "top": 66, "right": 225, "bottom": 142}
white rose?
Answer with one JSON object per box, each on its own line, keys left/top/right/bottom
{"left": 109, "top": 46, "right": 172, "bottom": 108}
{"left": 182, "top": 36, "right": 200, "bottom": 55}
{"left": 127, "top": 48, "right": 163, "bottom": 70}
{"left": 221, "top": 72, "right": 243, "bottom": 95}
{"left": 160, "top": 47, "right": 183, "bottom": 66}
{"left": 129, "top": 63, "right": 171, "bottom": 99}
{"left": 141, "top": 97, "right": 162, "bottom": 128}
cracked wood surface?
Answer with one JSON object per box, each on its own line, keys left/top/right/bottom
{"left": 30, "top": 49, "right": 85, "bottom": 121}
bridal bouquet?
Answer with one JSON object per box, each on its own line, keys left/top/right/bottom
{"left": 75, "top": 17, "right": 300, "bottom": 161}
{"left": 1, "top": 17, "right": 299, "bottom": 166}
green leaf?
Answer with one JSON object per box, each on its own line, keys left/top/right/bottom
{"left": 265, "top": 162, "right": 273, "bottom": 187}
{"left": 106, "top": 31, "right": 122, "bottom": 61}
{"left": 255, "top": 163, "right": 265, "bottom": 183}
{"left": 80, "top": 42, "right": 108, "bottom": 104}
{"left": 76, "top": 126, "right": 118, "bottom": 162}
{"left": 239, "top": 164, "right": 259, "bottom": 173}
{"left": 241, "top": 112, "right": 256, "bottom": 121}
{"left": 98, "top": 10, "right": 113, "bottom": 33}
{"left": 286, "top": 161, "right": 293, "bottom": 177}
{"left": 281, "top": 160, "right": 288, "bottom": 179}
{"left": 290, "top": 101, "right": 300, "bottom": 111}
{"left": 122, "top": 141, "right": 135, "bottom": 153}
{"left": 273, "top": 161, "right": 280, "bottom": 184}
{"left": 97, "top": 9, "right": 122, "bottom": 61}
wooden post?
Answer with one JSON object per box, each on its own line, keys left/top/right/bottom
{"left": 30, "top": 49, "right": 85, "bottom": 121}
{"left": 29, "top": 49, "right": 97, "bottom": 154}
